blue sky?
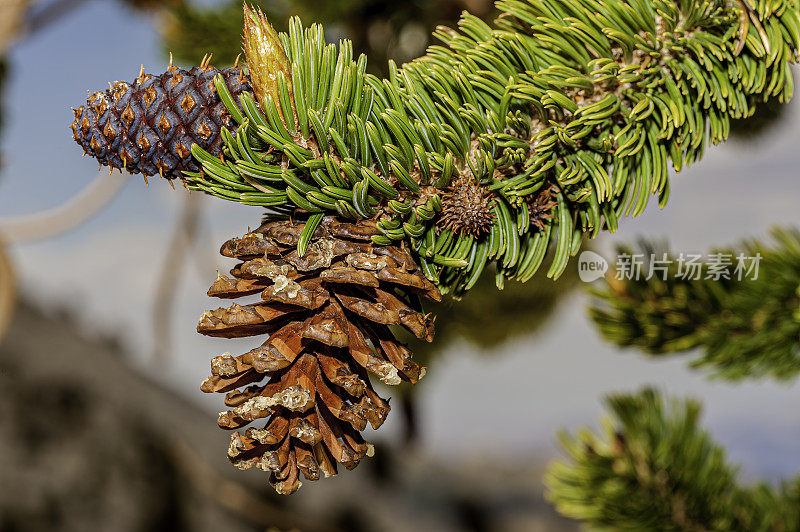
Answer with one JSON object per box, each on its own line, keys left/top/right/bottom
{"left": 2, "top": 0, "right": 800, "bottom": 483}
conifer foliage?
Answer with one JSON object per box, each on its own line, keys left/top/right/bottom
{"left": 69, "top": 0, "right": 800, "bottom": 493}
{"left": 190, "top": 0, "right": 800, "bottom": 294}
{"left": 74, "top": 0, "right": 800, "bottom": 295}
{"left": 550, "top": 232, "right": 800, "bottom": 527}
{"left": 545, "top": 389, "right": 800, "bottom": 531}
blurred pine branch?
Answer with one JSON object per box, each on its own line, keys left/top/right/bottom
{"left": 588, "top": 228, "right": 800, "bottom": 380}
{"left": 546, "top": 388, "right": 800, "bottom": 531}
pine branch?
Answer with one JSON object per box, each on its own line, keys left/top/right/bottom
{"left": 184, "top": 0, "right": 800, "bottom": 297}
{"left": 545, "top": 388, "right": 800, "bottom": 531}
{"left": 70, "top": 0, "right": 800, "bottom": 297}
{"left": 588, "top": 227, "right": 800, "bottom": 380}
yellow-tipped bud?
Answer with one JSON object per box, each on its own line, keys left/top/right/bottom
{"left": 242, "top": 3, "right": 293, "bottom": 125}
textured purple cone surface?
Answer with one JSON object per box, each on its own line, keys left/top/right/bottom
{"left": 70, "top": 65, "right": 252, "bottom": 179}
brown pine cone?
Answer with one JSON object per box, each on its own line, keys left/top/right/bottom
{"left": 198, "top": 216, "right": 440, "bottom": 494}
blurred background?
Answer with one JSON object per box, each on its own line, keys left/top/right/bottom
{"left": 0, "top": 0, "right": 798, "bottom": 530}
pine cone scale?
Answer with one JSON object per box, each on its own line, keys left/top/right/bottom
{"left": 201, "top": 369, "right": 262, "bottom": 395}
{"left": 197, "top": 301, "right": 306, "bottom": 338}
{"left": 302, "top": 308, "right": 349, "bottom": 347}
